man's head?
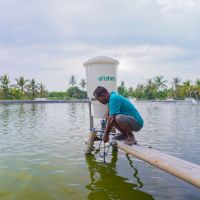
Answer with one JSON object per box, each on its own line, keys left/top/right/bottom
{"left": 93, "top": 86, "right": 110, "bottom": 104}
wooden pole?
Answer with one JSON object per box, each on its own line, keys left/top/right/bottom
{"left": 116, "top": 141, "right": 200, "bottom": 189}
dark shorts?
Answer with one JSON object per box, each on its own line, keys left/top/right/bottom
{"left": 115, "top": 114, "right": 142, "bottom": 132}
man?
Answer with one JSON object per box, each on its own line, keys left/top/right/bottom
{"left": 93, "top": 86, "right": 143, "bottom": 145}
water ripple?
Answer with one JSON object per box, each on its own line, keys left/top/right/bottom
{"left": 0, "top": 103, "right": 200, "bottom": 200}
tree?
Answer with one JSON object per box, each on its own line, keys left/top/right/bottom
{"left": 182, "top": 80, "right": 192, "bottom": 98}
{"left": 26, "top": 79, "right": 39, "bottom": 98}
{"left": 66, "top": 86, "right": 87, "bottom": 99}
{"left": 79, "top": 79, "right": 86, "bottom": 90}
{"left": 38, "top": 83, "right": 48, "bottom": 98}
{"left": 10, "top": 87, "right": 21, "bottom": 99}
{"left": 15, "top": 76, "right": 28, "bottom": 95}
{"left": 48, "top": 91, "right": 68, "bottom": 99}
{"left": 135, "top": 84, "right": 144, "bottom": 100}
{"left": 118, "top": 81, "right": 128, "bottom": 97}
{"left": 172, "top": 77, "right": 181, "bottom": 99}
{"left": 195, "top": 79, "right": 200, "bottom": 99}
{"left": 153, "top": 75, "right": 167, "bottom": 91}
{"left": 0, "top": 74, "right": 10, "bottom": 98}
{"left": 121, "top": 81, "right": 125, "bottom": 88}
{"left": 153, "top": 75, "right": 167, "bottom": 99}
{"left": 69, "top": 75, "right": 76, "bottom": 87}
{"left": 128, "top": 87, "right": 134, "bottom": 97}
{"left": 144, "top": 78, "right": 156, "bottom": 100}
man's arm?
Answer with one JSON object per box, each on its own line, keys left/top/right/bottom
{"left": 104, "top": 109, "right": 109, "bottom": 120}
{"left": 103, "top": 115, "right": 115, "bottom": 143}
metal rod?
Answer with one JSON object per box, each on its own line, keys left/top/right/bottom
{"left": 88, "top": 100, "right": 94, "bottom": 130}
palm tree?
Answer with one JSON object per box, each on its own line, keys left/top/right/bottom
{"left": 135, "top": 84, "right": 144, "bottom": 100}
{"left": 69, "top": 75, "right": 76, "bottom": 87}
{"left": 183, "top": 80, "right": 192, "bottom": 98}
{"left": 145, "top": 78, "right": 156, "bottom": 99}
{"left": 145, "top": 78, "right": 155, "bottom": 90}
{"left": 118, "top": 81, "right": 127, "bottom": 96}
{"left": 38, "top": 83, "right": 47, "bottom": 98}
{"left": 120, "top": 81, "right": 125, "bottom": 88}
{"left": 195, "top": 79, "right": 200, "bottom": 98}
{"left": 0, "top": 74, "right": 10, "bottom": 98}
{"left": 153, "top": 75, "right": 167, "bottom": 91}
{"left": 172, "top": 77, "right": 181, "bottom": 99}
{"left": 26, "top": 79, "right": 39, "bottom": 98}
{"left": 15, "top": 76, "right": 28, "bottom": 95}
{"left": 79, "top": 79, "right": 86, "bottom": 90}
{"left": 128, "top": 87, "right": 134, "bottom": 97}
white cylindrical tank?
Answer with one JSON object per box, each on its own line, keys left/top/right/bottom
{"left": 83, "top": 56, "right": 119, "bottom": 99}
{"left": 83, "top": 56, "right": 119, "bottom": 118}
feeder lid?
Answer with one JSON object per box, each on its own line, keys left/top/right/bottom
{"left": 83, "top": 56, "right": 119, "bottom": 66}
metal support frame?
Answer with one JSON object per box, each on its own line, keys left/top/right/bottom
{"left": 88, "top": 100, "right": 94, "bottom": 130}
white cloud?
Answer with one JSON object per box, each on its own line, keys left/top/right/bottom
{"left": 0, "top": 0, "right": 200, "bottom": 91}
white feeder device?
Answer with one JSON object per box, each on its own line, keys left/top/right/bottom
{"left": 83, "top": 56, "right": 119, "bottom": 119}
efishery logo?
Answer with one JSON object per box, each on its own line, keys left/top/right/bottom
{"left": 98, "top": 76, "right": 116, "bottom": 81}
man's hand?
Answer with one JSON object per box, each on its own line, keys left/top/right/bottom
{"left": 103, "top": 134, "right": 109, "bottom": 143}
{"left": 103, "top": 115, "right": 115, "bottom": 143}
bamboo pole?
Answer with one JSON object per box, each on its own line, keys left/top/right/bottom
{"left": 116, "top": 141, "right": 200, "bottom": 189}
{"left": 84, "top": 130, "right": 96, "bottom": 154}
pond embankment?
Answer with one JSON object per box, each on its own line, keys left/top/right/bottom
{"left": 0, "top": 99, "right": 90, "bottom": 104}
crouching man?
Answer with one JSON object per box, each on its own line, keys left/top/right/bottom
{"left": 93, "top": 86, "right": 144, "bottom": 145}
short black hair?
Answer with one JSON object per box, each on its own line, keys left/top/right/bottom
{"left": 93, "top": 86, "right": 109, "bottom": 97}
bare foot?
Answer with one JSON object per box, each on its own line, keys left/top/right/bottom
{"left": 124, "top": 137, "right": 137, "bottom": 145}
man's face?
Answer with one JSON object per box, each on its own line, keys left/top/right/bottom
{"left": 96, "top": 94, "right": 108, "bottom": 104}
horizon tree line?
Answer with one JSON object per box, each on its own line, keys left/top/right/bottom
{"left": 0, "top": 74, "right": 48, "bottom": 99}
{"left": 0, "top": 74, "right": 87, "bottom": 100}
{"left": 1, "top": 73, "right": 200, "bottom": 100}
{"left": 118, "top": 75, "right": 200, "bottom": 100}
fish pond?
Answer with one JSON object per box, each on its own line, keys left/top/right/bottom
{"left": 0, "top": 102, "right": 200, "bottom": 200}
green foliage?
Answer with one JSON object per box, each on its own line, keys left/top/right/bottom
{"left": 0, "top": 74, "right": 10, "bottom": 98}
{"left": 0, "top": 73, "right": 199, "bottom": 100}
{"left": 118, "top": 77, "right": 200, "bottom": 100}
{"left": 26, "top": 79, "right": 39, "bottom": 98}
{"left": 118, "top": 81, "right": 128, "bottom": 97}
{"left": 134, "top": 84, "right": 145, "bottom": 100}
{"left": 10, "top": 88, "right": 22, "bottom": 99}
{"left": 48, "top": 91, "right": 68, "bottom": 99}
{"left": 118, "top": 86, "right": 127, "bottom": 97}
{"left": 15, "top": 76, "right": 28, "bottom": 95}
{"left": 0, "top": 74, "right": 48, "bottom": 100}
{"left": 38, "top": 83, "right": 49, "bottom": 98}
{"left": 66, "top": 86, "right": 87, "bottom": 99}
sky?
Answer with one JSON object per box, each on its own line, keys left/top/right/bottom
{"left": 0, "top": 0, "right": 200, "bottom": 91}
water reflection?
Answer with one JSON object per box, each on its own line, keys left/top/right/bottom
{"left": 0, "top": 104, "right": 10, "bottom": 128}
{"left": 126, "top": 154, "right": 143, "bottom": 189}
{"left": 85, "top": 152, "right": 154, "bottom": 200}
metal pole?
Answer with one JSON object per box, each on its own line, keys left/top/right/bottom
{"left": 89, "top": 100, "right": 94, "bottom": 130}
{"left": 84, "top": 100, "right": 95, "bottom": 154}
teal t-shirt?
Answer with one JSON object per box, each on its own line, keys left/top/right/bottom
{"left": 108, "top": 91, "right": 144, "bottom": 126}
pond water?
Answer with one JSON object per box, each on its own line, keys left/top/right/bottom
{"left": 0, "top": 102, "right": 200, "bottom": 200}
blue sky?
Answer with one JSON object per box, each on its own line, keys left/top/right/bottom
{"left": 0, "top": 0, "right": 200, "bottom": 91}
